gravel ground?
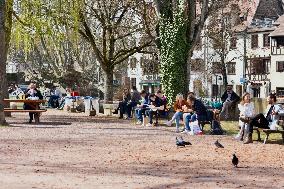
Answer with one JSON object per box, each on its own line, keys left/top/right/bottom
{"left": 0, "top": 109, "right": 283, "bottom": 189}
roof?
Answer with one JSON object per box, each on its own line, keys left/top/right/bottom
{"left": 269, "top": 15, "right": 284, "bottom": 37}
{"left": 253, "top": 0, "right": 284, "bottom": 20}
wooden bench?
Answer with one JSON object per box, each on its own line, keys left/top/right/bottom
{"left": 4, "top": 108, "right": 47, "bottom": 124}
{"left": 253, "top": 121, "right": 284, "bottom": 144}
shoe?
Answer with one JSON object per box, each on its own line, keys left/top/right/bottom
{"left": 181, "top": 130, "right": 190, "bottom": 134}
{"left": 165, "top": 121, "right": 172, "bottom": 126}
{"left": 136, "top": 120, "right": 142, "bottom": 125}
{"left": 234, "top": 134, "right": 243, "bottom": 141}
{"left": 243, "top": 134, "right": 253, "bottom": 144}
{"left": 146, "top": 123, "right": 153, "bottom": 127}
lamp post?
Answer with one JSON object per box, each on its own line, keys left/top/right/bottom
{"left": 215, "top": 75, "right": 223, "bottom": 100}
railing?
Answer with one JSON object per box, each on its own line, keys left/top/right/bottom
{"left": 271, "top": 46, "right": 284, "bottom": 55}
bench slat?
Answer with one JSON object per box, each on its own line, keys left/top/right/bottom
{"left": 4, "top": 109, "right": 47, "bottom": 113}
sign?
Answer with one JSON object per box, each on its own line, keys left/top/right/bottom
{"left": 143, "top": 74, "right": 161, "bottom": 81}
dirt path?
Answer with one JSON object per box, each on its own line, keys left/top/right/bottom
{"left": 0, "top": 110, "right": 283, "bottom": 189}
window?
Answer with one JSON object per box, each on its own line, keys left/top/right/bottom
{"left": 131, "top": 78, "right": 136, "bottom": 87}
{"left": 230, "top": 37, "right": 237, "bottom": 48}
{"left": 276, "top": 61, "right": 284, "bottom": 72}
{"left": 250, "top": 58, "right": 269, "bottom": 74}
{"left": 263, "top": 34, "right": 270, "bottom": 47}
{"left": 129, "top": 58, "right": 137, "bottom": 70}
{"left": 227, "top": 62, "right": 236, "bottom": 75}
{"left": 251, "top": 34, "right": 258, "bottom": 48}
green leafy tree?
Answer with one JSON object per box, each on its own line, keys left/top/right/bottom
{"left": 154, "top": 0, "right": 231, "bottom": 104}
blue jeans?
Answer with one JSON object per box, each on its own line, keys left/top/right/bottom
{"left": 146, "top": 109, "right": 156, "bottom": 124}
{"left": 135, "top": 108, "right": 147, "bottom": 122}
{"left": 184, "top": 113, "right": 197, "bottom": 131}
{"left": 172, "top": 112, "right": 183, "bottom": 129}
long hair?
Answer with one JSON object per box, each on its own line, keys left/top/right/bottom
{"left": 240, "top": 92, "right": 251, "bottom": 105}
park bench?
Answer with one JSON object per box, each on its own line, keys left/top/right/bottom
{"left": 4, "top": 108, "right": 47, "bottom": 124}
{"left": 253, "top": 120, "right": 284, "bottom": 144}
{"left": 3, "top": 99, "right": 47, "bottom": 124}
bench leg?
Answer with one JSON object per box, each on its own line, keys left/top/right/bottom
{"left": 256, "top": 129, "right": 261, "bottom": 141}
{"left": 34, "top": 113, "right": 40, "bottom": 124}
{"left": 263, "top": 133, "right": 269, "bottom": 144}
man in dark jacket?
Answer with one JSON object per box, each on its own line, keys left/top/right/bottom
{"left": 220, "top": 86, "right": 240, "bottom": 119}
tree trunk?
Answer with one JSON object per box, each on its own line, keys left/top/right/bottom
{"left": 0, "top": 0, "right": 7, "bottom": 125}
{"left": 103, "top": 68, "right": 114, "bottom": 104}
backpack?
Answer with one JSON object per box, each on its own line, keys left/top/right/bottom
{"left": 210, "top": 120, "right": 224, "bottom": 135}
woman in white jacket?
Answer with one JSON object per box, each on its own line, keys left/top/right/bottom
{"left": 235, "top": 92, "right": 255, "bottom": 141}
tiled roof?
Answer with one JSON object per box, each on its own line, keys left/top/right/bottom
{"left": 269, "top": 15, "right": 284, "bottom": 37}
{"left": 253, "top": 0, "right": 284, "bottom": 20}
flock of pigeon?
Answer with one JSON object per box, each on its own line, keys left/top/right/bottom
{"left": 175, "top": 137, "right": 239, "bottom": 167}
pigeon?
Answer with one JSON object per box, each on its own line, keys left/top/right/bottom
{"left": 214, "top": 140, "right": 224, "bottom": 148}
{"left": 180, "top": 136, "right": 192, "bottom": 145}
{"left": 176, "top": 137, "right": 185, "bottom": 147}
{"left": 232, "top": 154, "right": 239, "bottom": 167}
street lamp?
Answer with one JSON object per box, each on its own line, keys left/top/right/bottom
{"left": 215, "top": 75, "right": 223, "bottom": 100}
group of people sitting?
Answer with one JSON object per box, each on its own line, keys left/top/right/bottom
{"left": 236, "top": 92, "right": 282, "bottom": 144}
{"left": 116, "top": 85, "right": 283, "bottom": 144}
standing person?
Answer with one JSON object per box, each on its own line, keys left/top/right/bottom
{"left": 166, "top": 94, "right": 189, "bottom": 133}
{"left": 244, "top": 93, "right": 282, "bottom": 144}
{"left": 235, "top": 93, "right": 255, "bottom": 141}
{"left": 220, "top": 86, "right": 240, "bottom": 119}
{"left": 24, "top": 83, "right": 43, "bottom": 123}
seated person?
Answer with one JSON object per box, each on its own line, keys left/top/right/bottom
{"left": 182, "top": 92, "right": 198, "bottom": 133}
{"left": 235, "top": 92, "right": 255, "bottom": 141}
{"left": 220, "top": 86, "right": 240, "bottom": 119}
{"left": 135, "top": 90, "right": 149, "bottom": 124}
{"left": 24, "top": 83, "right": 43, "bottom": 123}
{"left": 130, "top": 86, "right": 141, "bottom": 113}
{"left": 48, "top": 86, "right": 62, "bottom": 108}
{"left": 244, "top": 93, "right": 282, "bottom": 144}
{"left": 113, "top": 88, "right": 131, "bottom": 119}
{"left": 145, "top": 92, "right": 166, "bottom": 127}
{"left": 166, "top": 94, "right": 190, "bottom": 133}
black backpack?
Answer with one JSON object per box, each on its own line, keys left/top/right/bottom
{"left": 210, "top": 120, "right": 224, "bottom": 135}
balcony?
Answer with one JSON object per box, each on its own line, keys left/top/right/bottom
{"left": 271, "top": 46, "right": 284, "bottom": 55}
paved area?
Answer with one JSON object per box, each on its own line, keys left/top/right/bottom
{"left": 0, "top": 110, "right": 283, "bottom": 189}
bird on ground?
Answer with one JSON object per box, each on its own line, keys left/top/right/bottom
{"left": 232, "top": 154, "right": 239, "bottom": 167}
{"left": 176, "top": 137, "right": 185, "bottom": 147}
{"left": 214, "top": 140, "right": 224, "bottom": 148}
{"left": 180, "top": 136, "right": 192, "bottom": 145}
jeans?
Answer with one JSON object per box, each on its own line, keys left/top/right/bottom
{"left": 172, "top": 112, "right": 183, "bottom": 129}
{"left": 135, "top": 108, "right": 147, "bottom": 122}
{"left": 146, "top": 109, "right": 157, "bottom": 124}
{"left": 183, "top": 113, "right": 197, "bottom": 131}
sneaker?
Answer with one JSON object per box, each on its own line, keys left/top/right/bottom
{"left": 165, "top": 121, "right": 172, "bottom": 126}
{"left": 136, "top": 120, "right": 142, "bottom": 125}
{"left": 146, "top": 123, "right": 153, "bottom": 127}
{"left": 181, "top": 130, "right": 190, "bottom": 134}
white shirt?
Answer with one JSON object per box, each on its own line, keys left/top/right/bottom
{"left": 264, "top": 103, "right": 282, "bottom": 129}
{"left": 238, "top": 102, "right": 255, "bottom": 118}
